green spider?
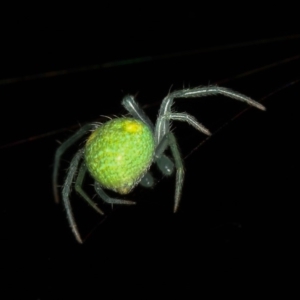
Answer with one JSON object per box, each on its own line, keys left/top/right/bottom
{"left": 53, "top": 86, "right": 265, "bottom": 243}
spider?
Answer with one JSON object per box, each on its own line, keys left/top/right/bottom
{"left": 53, "top": 86, "right": 265, "bottom": 243}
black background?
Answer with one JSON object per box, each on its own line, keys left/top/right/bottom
{"left": 1, "top": 9, "right": 299, "bottom": 298}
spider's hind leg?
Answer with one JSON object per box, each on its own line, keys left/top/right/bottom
{"left": 94, "top": 182, "right": 136, "bottom": 206}
{"left": 75, "top": 163, "right": 105, "bottom": 215}
{"left": 53, "top": 123, "right": 96, "bottom": 203}
{"left": 62, "top": 148, "right": 85, "bottom": 244}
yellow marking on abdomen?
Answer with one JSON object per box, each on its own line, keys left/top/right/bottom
{"left": 123, "top": 120, "right": 143, "bottom": 133}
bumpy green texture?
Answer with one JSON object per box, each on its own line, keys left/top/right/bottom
{"left": 85, "top": 118, "right": 155, "bottom": 194}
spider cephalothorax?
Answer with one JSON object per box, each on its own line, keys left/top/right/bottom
{"left": 53, "top": 86, "right": 265, "bottom": 243}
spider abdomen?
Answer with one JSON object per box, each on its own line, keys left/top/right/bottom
{"left": 85, "top": 118, "right": 155, "bottom": 194}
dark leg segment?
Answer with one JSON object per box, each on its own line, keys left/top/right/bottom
{"left": 155, "top": 133, "right": 184, "bottom": 212}
{"left": 62, "top": 149, "right": 85, "bottom": 243}
{"left": 140, "top": 172, "right": 155, "bottom": 188}
{"left": 167, "top": 133, "right": 185, "bottom": 213}
{"left": 94, "top": 182, "right": 136, "bottom": 205}
{"left": 75, "top": 163, "right": 105, "bottom": 215}
{"left": 53, "top": 123, "right": 96, "bottom": 203}
{"left": 154, "top": 134, "right": 175, "bottom": 176}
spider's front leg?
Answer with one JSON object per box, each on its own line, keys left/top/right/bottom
{"left": 155, "top": 132, "right": 185, "bottom": 212}
{"left": 154, "top": 86, "right": 265, "bottom": 212}
{"left": 154, "top": 110, "right": 212, "bottom": 212}
{"left": 154, "top": 86, "right": 266, "bottom": 144}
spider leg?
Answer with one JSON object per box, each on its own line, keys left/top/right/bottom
{"left": 155, "top": 86, "right": 266, "bottom": 144}
{"left": 94, "top": 182, "right": 136, "bottom": 205}
{"left": 167, "top": 113, "right": 211, "bottom": 135}
{"left": 156, "top": 154, "right": 175, "bottom": 176}
{"left": 53, "top": 123, "right": 96, "bottom": 203}
{"left": 168, "top": 133, "right": 184, "bottom": 213}
{"left": 140, "top": 171, "right": 155, "bottom": 188}
{"left": 153, "top": 134, "right": 175, "bottom": 176}
{"left": 155, "top": 133, "right": 184, "bottom": 212}
{"left": 122, "top": 95, "right": 154, "bottom": 130}
{"left": 75, "top": 163, "right": 105, "bottom": 215}
{"left": 62, "top": 148, "right": 85, "bottom": 244}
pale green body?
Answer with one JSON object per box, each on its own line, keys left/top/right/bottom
{"left": 85, "top": 118, "right": 155, "bottom": 194}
